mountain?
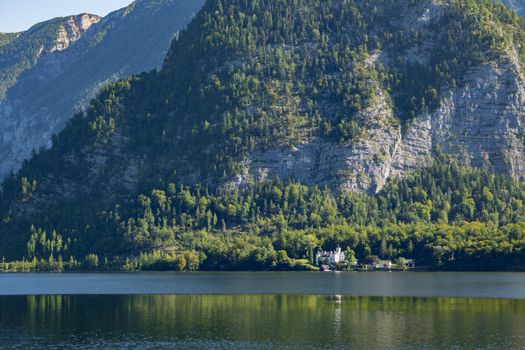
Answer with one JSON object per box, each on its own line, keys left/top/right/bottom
{"left": 0, "top": 0, "right": 205, "bottom": 179}
{"left": 1, "top": 0, "right": 525, "bottom": 270}
{"left": 0, "top": 14, "right": 100, "bottom": 99}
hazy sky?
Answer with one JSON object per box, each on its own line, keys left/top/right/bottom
{"left": 0, "top": 0, "right": 134, "bottom": 32}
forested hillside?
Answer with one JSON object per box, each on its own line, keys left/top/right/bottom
{"left": 1, "top": 0, "right": 525, "bottom": 271}
{"left": 0, "top": 0, "right": 204, "bottom": 179}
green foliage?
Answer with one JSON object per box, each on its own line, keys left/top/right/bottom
{"left": 84, "top": 254, "right": 99, "bottom": 269}
{"left": 0, "top": 33, "right": 19, "bottom": 48}
{"left": 2, "top": 0, "right": 525, "bottom": 271}
{"left": 2, "top": 153, "right": 524, "bottom": 271}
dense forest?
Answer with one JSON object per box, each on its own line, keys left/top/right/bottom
{"left": 1, "top": 0, "right": 525, "bottom": 271}
{"left": 2, "top": 152, "right": 524, "bottom": 272}
{"left": 0, "top": 33, "right": 19, "bottom": 48}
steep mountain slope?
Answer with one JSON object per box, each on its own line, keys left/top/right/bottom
{"left": 0, "top": 14, "right": 100, "bottom": 99}
{"left": 0, "top": 0, "right": 205, "bottom": 179}
{"left": 2, "top": 0, "right": 525, "bottom": 265}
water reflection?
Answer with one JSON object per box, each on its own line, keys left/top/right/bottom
{"left": 0, "top": 295, "right": 524, "bottom": 349}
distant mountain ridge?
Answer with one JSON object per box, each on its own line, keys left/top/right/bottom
{"left": 0, "top": 0, "right": 205, "bottom": 179}
{"left": 0, "top": 14, "right": 101, "bottom": 99}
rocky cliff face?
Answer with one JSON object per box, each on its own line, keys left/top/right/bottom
{"left": 0, "top": 0, "right": 204, "bottom": 179}
{"left": 52, "top": 14, "right": 100, "bottom": 52}
{"left": 240, "top": 89, "right": 401, "bottom": 194}
{"left": 238, "top": 0, "right": 525, "bottom": 193}
{"left": 394, "top": 60, "right": 525, "bottom": 180}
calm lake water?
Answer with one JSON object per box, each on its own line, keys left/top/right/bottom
{"left": 0, "top": 272, "right": 524, "bottom": 349}
{"left": 1, "top": 271, "right": 525, "bottom": 298}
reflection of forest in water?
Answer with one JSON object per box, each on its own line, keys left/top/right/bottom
{"left": 0, "top": 295, "right": 524, "bottom": 349}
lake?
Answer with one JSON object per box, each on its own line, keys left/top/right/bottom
{"left": 1, "top": 271, "right": 525, "bottom": 298}
{"left": 0, "top": 272, "right": 524, "bottom": 349}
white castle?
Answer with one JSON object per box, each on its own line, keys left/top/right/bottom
{"left": 316, "top": 246, "right": 345, "bottom": 266}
